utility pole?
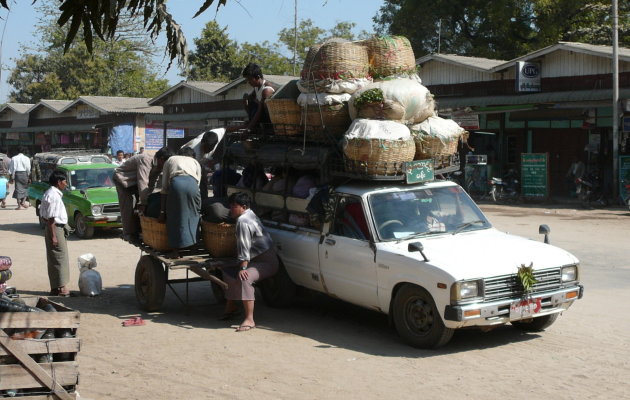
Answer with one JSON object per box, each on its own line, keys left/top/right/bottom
{"left": 612, "top": 0, "right": 619, "bottom": 200}
{"left": 293, "top": 0, "right": 298, "bottom": 76}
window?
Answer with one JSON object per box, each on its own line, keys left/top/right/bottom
{"left": 330, "top": 196, "right": 370, "bottom": 241}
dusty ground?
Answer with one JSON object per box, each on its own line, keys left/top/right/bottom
{"left": 1, "top": 195, "right": 629, "bottom": 400}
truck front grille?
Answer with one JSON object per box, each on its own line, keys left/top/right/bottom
{"left": 484, "top": 268, "right": 562, "bottom": 302}
{"left": 102, "top": 204, "right": 120, "bottom": 214}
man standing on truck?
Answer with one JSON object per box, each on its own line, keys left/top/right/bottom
{"left": 113, "top": 147, "right": 172, "bottom": 242}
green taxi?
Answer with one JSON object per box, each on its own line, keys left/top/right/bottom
{"left": 29, "top": 163, "right": 122, "bottom": 238}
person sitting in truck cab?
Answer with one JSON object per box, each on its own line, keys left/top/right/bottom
{"left": 333, "top": 197, "right": 369, "bottom": 240}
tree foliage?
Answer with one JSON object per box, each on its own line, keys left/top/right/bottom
{"left": 187, "top": 21, "right": 242, "bottom": 81}
{"left": 7, "top": 1, "right": 169, "bottom": 103}
{"left": 375, "top": 0, "right": 630, "bottom": 60}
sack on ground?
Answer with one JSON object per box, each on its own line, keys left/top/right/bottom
{"left": 77, "top": 253, "right": 102, "bottom": 297}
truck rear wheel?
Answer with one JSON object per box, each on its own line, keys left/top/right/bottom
{"left": 134, "top": 255, "right": 166, "bottom": 312}
{"left": 511, "top": 313, "right": 558, "bottom": 332}
{"left": 392, "top": 284, "right": 454, "bottom": 349}
{"left": 259, "top": 262, "right": 297, "bottom": 308}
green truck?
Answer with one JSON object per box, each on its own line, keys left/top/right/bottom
{"left": 28, "top": 154, "right": 122, "bottom": 239}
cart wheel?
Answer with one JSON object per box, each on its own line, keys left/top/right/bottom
{"left": 134, "top": 255, "right": 166, "bottom": 312}
{"left": 210, "top": 270, "right": 226, "bottom": 304}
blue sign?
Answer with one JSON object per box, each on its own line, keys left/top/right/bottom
{"left": 145, "top": 128, "right": 164, "bottom": 150}
{"left": 166, "top": 129, "right": 185, "bottom": 139}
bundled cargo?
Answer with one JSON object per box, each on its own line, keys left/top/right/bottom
{"left": 139, "top": 216, "right": 171, "bottom": 252}
{"left": 0, "top": 256, "right": 12, "bottom": 293}
{"left": 349, "top": 77, "right": 435, "bottom": 124}
{"left": 410, "top": 116, "right": 466, "bottom": 159}
{"left": 343, "top": 119, "right": 415, "bottom": 175}
{"left": 302, "top": 103, "right": 351, "bottom": 138}
{"left": 265, "top": 99, "right": 302, "bottom": 136}
{"left": 201, "top": 221, "right": 237, "bottom": 257}
{"left": 297, "top": 77, "right": 373, "bottom": 94}
{"left": 364, "top": 36, "right": 417, "bottom": 79}
{"left": 300, "top": 40, "right": 370, "bottom": 82}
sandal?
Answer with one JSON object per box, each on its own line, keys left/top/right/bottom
{"left": 235, "top": 325, "right": 255, "bottom": 332}
{"left": 122, "top": 317, "right": 145, "bottom": 327}
{"left": 218, "top": 310, "right": 242, "bottom": 321}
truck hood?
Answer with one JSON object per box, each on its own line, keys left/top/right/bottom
{"left": 379, "top": 228, "right": 579, "bottom": 280}
{"left": 68, "top": 187, "right": 118, "bottom": 204}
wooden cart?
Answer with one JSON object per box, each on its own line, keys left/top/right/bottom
{"left": 0, "top": 296, "right": 80, "bottom": 400}
{"left": 126, "top": 239, "right": 237, "bottom": 312}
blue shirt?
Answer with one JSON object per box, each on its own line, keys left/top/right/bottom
{"left": 0, "top": 177, "right": 7, "bottom": 199}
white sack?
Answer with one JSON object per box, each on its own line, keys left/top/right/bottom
{"left": 344, "top": 119, "right": 411, "bottom": 140}
{"left": 297, "top": 93, "right": 351, "bottom": 107}
{"left": 349, "top": 78, "right": 435, "bottom": 123}
{"left": 79, "top": 268, "right": 102, "bottom": 297}
{"left": 181, "top": 128, "right": 226, "bottom": 160}
{"left": 77, "top": 253, "right": 96, "bottom": 270}
{"left": 410, "top": 116, "right": 465, "bottom": 142}
{"left": 297, "top": 78, "right": 373, "bottom": 94}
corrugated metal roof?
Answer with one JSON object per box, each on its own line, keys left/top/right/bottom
{"left": 61, "top": 96, "right": 163, "bottom": 114}
{"left": 0, "top": 103, "right": 34, "bottom": 114}
{"left": 148, "top": 80, "right": 227, "bottom": 105}
{"left": 491, "top": 42, "right": 630, "bottom": 72}
{"left": 416, "top": 54, "right": 506, "bottom": 72}
{"left": 436, "top": 88, "right": 630, "bottom": 110}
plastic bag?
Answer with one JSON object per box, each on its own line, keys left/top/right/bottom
{"left": 77, "top": 253, "right": 102, "bottom": 297}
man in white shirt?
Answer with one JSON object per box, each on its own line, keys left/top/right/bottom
{"left": 8, "top": 146, "right": 31, "bottom": 209}
{"left": 40, "top": 171, "right": 71, "bottom": 297}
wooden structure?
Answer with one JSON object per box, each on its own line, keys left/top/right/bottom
{"left": 0, "top": 297, "right": 80, "bottom": 399}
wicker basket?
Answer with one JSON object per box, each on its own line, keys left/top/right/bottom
{"left": 201, "top": 221, "right": 237, "bottom": 257}
{"left": 413, "top": 134, "right": 461, "bottom": 159}
{"left": 265, "top": 99, "right": 301, "bottom": 136}
{"left": 301, "top": 41, "right": 369, "bottom": 81}
{"left": 140, "top": 216, "right": 171, "bottom": 251}
{"left": 363, "top": 36, "right": 416, "bottom": 79}
{"left": 301, "top": 103, "right": 351, "bottom": 138}
{"left": 300, "top": 44, "right": 323, "bottom": 79}
{"left": 343, "top": 137, "right": 415, "bottom": 174}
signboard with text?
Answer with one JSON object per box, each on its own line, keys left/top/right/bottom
{"left": 144, "top": 128, "right": 164, "bottom": 150}
{"left": 452, "top": 113, "right": 480, "bottom": 130}
{"left": 521, "top": 153, "right": 549, "bottom": 199}
{"left": 515, "top": 61, "right": 541, "bottom": 93}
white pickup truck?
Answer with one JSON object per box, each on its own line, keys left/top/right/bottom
{"left": 254, "top": 179, "right": 584, "bottom": 348}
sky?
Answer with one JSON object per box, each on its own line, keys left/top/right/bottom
{"left": 0, "top": 0, "right": 385, "bottom": 103}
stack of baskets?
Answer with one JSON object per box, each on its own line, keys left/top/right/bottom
{"left": 265, "top": 99, "right": 301, "bottom": 136}
{"left": 201, "top": 221, "right": 237, "bottom": 257}
{"left": 343, "top": 137, "right": 416, "bottom": 175}
{"left": 140, "top": 216, "right": 170, "bottom": 251}
{"left": 364, "top": 36, "right": 417, "bottom": 79}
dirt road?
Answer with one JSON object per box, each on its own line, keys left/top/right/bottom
{"left": 1, "top": 202, "right": 629, "bottom": 399}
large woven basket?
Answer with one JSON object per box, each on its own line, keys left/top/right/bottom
{"left": 301, "top": 41, "right": 369, "bottom": 81}
{"left": 201, "top": 221, "right": 237, "bottom": 258}
{"left": 265, "top": 99, "right": 301, "bottom": 136}
{"left": 301, "top": 103, "right": 351, "bottom": 138}
{"left": 300, "top": 44, "right": 323, "bottom": 79}
{"left": 140, "top": 216, "right": 171, "bottom": 251}
{"left": 413, "top": 134, "right": 460, "bottom": 159}
{"left": 363, "top": 36, "right": 416, "bottom": 79}
{"left": 343, "top": 137, "right": 415, "bottom": 174}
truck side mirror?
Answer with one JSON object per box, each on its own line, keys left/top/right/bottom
{"left": 539, "top": 224, "right": 550, "bottom": 244}
{"left": 408, "top": 242, "right": 429, "bottom": 262}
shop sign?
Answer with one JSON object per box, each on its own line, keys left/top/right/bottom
{"left": 452, "top": 113, "right": 479, "bottom": 130}
{"left": 145, "top": 128, "right": 164, "bottom": 150}
{"left": 77, "top": 105, "right": 100, "bottom": 119}
{"left": 515, "top": 61, "right": 541, "bottom": 93}
{"left": 166, "top": 128, "right": 184, "bottom": 138}
{"left": 521, "top": 153, "right": 549, "bottom": 199}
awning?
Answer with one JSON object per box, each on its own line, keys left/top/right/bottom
{"left": 0, "top": 123, "right": 102, "bottom": 133}
{"left": 147, "top": 110, "right": 246, "bottom": 121}
{"left": 436, "top": 88, "right": 630, "bottom": 110}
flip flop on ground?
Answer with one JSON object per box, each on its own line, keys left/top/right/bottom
{"left": 235, "top": 325, "right": 255, "bottom": 332}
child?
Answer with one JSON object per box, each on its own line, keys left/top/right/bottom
{"left": 0, "top": 174, "right": 8, "bottom": 208}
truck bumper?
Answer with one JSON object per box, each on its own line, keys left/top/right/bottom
{"left": 443, "top": 285, "right": 583, "bottom": 328}
{"left": 86, "top": 214, "right": 122, "bottom": 227}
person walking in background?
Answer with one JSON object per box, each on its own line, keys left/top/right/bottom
{"left": 158, "top": 147, "right": 202, "bottom": 258}
{"left": 0, "top": 174, "right": 8, "bottom": 208}
{"left": 8, "top": 146, "right": 31, "bottom": 210}
{"left": 113, "top": 147, "right": 172, "bottom": 242}
{"left": 40, "top": 171, "right": 71, "bottom": 297}
{"left": 221, "top": 192, "right": 279, "bottom": 332}
{"left": 0, "top": 150, "right": 10, "bottom": 178}
{"left": 112, "top": 150, "right": 125, "bottom": 166}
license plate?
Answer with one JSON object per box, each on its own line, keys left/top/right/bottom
{"left": 509, "top": 297, "right": 542, "bottom": 319}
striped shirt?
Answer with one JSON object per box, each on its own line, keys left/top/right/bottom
{"left": 235, "top": 209, "right": 274, "bottom": 262}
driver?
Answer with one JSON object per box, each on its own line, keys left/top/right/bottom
{"left": 417, "top": 199, "right": 445, "bottom": 232}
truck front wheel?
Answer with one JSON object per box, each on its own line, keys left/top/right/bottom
{"left": 511, "top": 313, "right": 558, "bottom": 332}
{"left": 392, "top": 284, "right": 454, "bottom": 349}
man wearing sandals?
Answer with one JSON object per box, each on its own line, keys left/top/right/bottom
{"left": 40, "top": 171, "right": 71, "bottom": 297}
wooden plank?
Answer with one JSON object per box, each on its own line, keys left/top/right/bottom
{"left": 0, "top": 338, "right": 80, "bottom": 357}
{"left": 0, "top": 331, "right": 75, "bottom": 399}
{"left": 189, "top": 266, "right": 228, "bottom": 290}
{"left": 0, "top": 362, "right": 78, "bottom": 390}
{"left": 0, "top": 311, "right": 80, "bottom": 329}
{"left": 8, "top": 395, "right": 77, "bottom": 400}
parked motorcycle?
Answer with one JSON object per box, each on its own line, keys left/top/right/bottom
{"left": 575, "top": 171, "right": 607, "bottom": 208}
{"left": 490, "top": 169, "right": 520, "bottom": 204}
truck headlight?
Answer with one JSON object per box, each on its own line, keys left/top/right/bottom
{"left": 91, "top": 205, "right": 103, "bottom": 216}
{"left": 451, "top": 280, "right": 483, "bottom": 302}
{"left": 561, "top": 265, "right": 578, "bottom": 282}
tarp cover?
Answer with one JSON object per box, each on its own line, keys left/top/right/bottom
{"left": 109, "top": 123, "right": 134, "bottom": 154}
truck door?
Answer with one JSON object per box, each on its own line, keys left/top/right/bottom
{"left": 318, "top": 195, "right": 379, "bottom": 309}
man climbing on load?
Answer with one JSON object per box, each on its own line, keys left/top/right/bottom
{"left": 228, "top": 63, "right": 275, "bottom": 135}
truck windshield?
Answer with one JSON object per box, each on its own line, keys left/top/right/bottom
{"left": 70, "top": 168, "right": 114, "bottom": 189}
{"left": 369, "top": 185, "right": 491, "bottom": 241}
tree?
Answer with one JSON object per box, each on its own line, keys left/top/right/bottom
{"left": 8, "top": 0, "right": 169, "bottom": 103}
{"left": 375, "top": 0, "right": 630, "bottom": 60}
{"left": 187, "top": 21, "right": 242, "bottom": 81}
{"left": 238, "top": 42, "right": 292, "bottom": 76}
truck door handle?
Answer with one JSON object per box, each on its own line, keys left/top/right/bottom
{"left": 325, "top": 238, "right": 336, "bottom": 246}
